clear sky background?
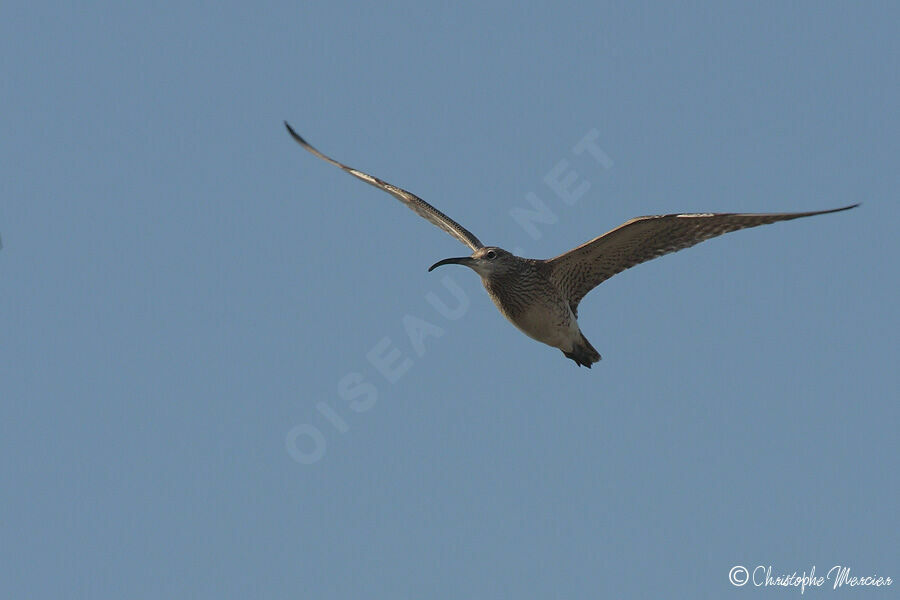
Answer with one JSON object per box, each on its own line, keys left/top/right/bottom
{"left": 2, "top": 2, "right": 897, "bottom": 598}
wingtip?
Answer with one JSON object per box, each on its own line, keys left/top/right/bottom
{"left": 809, "top": 203, "right": 860, "bottom": 217}
{"left": 283, "top": 121, "right": 306, "bottom": 144}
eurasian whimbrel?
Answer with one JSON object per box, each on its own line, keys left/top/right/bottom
{"left": 285, "top": 123, "right": 857, "bottom": 368}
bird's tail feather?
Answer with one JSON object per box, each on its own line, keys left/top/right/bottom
{"left": 563, "top": 335, "right": 602, "bottom": 368}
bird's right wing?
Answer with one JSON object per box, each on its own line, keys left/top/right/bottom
{"left": 285, "top": 122, "right": 484, "bottom": 251}
{"left": 547, "top": 205, "right": 858, "bottom": 313}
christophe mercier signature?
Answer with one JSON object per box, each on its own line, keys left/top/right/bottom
{"left": 729, "top": 564, "right": 893, "bottom": 593}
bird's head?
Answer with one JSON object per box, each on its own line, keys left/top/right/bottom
{"left": 428, "top": 246, "right": 517, "bottom": 278}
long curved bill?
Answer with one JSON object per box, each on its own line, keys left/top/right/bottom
{"left": 428, "top": 256, "right": 474, "bottom": 272}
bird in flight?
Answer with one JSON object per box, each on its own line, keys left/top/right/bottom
{"left": 285, "top": 122, "right": 857, "bottom": 368}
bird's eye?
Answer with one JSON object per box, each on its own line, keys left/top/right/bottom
{"left": 486, "top": 250, "right": 496, "bottom": 260}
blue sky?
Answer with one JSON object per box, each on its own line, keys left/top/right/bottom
{"left": 2, "top": 2, "right": 897, "bottom": 598}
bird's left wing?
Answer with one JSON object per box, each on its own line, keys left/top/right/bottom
{"left": 284, "top": 122, "right": 484, "bottom": 251}
{"left": 547, "top": 205, "right": 858, "bottom": 313}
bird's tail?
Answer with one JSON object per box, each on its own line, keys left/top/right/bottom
{"left": 563, "top": 334, "right": 602, "bottom": 368}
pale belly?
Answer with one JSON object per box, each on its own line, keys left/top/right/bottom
{"left": 504, "top": 300, "right": 582, "bottom": 352}
{"left": 481, "top": 270, "right": 583, "bottom": 353}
